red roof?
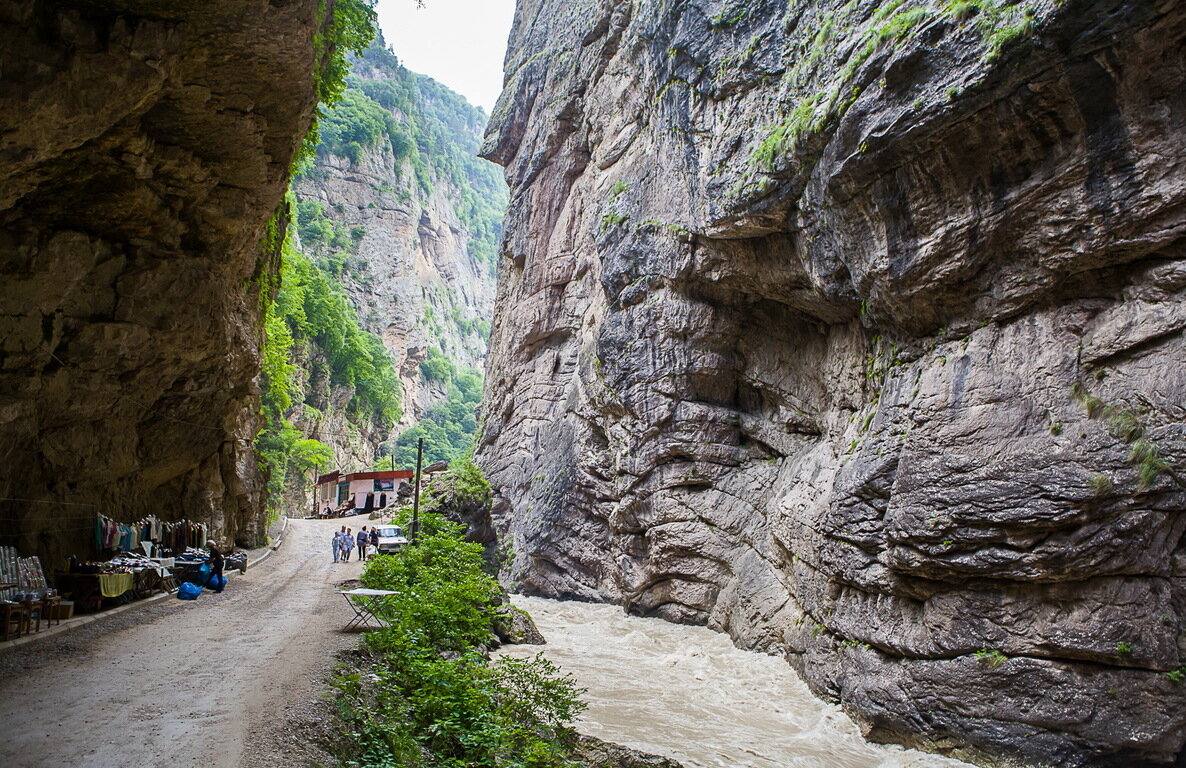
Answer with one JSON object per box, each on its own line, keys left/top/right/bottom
{"left": 348, "top": 470, "right": 414, "bottom": 481}
{"left": 318, "top": 470, "right": 414, "bottom": 485}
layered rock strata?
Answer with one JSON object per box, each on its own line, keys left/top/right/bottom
{"left": 294, "top": 120, "right": 496, "bottom": 430}
{"left": 0, "top": 0, "right": 321, "bottom": 561}
{"left": 478, "top": 0, "right": 1186, "bottom": 765}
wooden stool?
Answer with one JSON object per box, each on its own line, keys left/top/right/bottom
{"left": 1, "top": 601, "right": 29, "bottom": 641}
{"left": 41, "top": 596, "right": 62, "bottom": 627}
{"left": 20, "top": 599, "right": 42, "bottom": 633}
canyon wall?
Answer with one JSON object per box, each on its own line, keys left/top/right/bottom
{"left": 264, "top": 43, "right": 503, "bottom": 515}
{"left": 294, "top": 46, "right": 500, "bottom": 435}
{"left": 0, "top": 0, "right": 321, "bottom": 560}
{"left": 478, "top": 0, "right": 1186, "bottom": 765}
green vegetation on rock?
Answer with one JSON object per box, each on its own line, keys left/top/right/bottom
{"left": 1072, "top": 382, "right": 1175, "bottom": 491}
{"left": 748, "top": 0, "right": 1042, "bottom": 179}
{"left": 306, "top": 39, "right": 506, "bottom": 274}
{"left": 257, "top": 217, "right": 400, "bottom": 509}
{"left": 295, "top": 0, "right": 379, "bottom": 168}
{"left": 391, "top": 367, "right": 484, "bottom": 467}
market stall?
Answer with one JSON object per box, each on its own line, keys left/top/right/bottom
{"left": 49, "top": 515, "right": 230, "bottom": 614}
{"left": 1, "top": 546, "right": 62, "bottom": 640}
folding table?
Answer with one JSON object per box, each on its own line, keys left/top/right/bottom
{"left": 340, "top": 588, "right": 398, "bottom": 630}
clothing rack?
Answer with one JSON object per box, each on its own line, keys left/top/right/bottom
{"left": 95, "top": 514, "right": 209, "bottom": 554}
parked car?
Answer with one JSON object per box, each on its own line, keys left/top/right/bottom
{"left": 375, "top": 525, "right": 409, "bottom": 555}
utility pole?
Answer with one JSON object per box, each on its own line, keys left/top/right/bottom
{"left": 390, "top": 455, "right": 394, "bottom": 472}
{"left": 411, "top": 437, "right": 424, "bottom": 543}
{"left": 311, "top": 465, "right": 318, "bottom": 518}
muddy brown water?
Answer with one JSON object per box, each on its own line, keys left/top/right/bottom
{"left": 499, "top": 595, "right": 977, "bottom": 768}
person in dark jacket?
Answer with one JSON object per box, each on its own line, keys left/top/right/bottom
{"left": 357, "top": 526, "right": 369, "bottom": 561}
{"left": 206, "top": 541, "right": 225, "bottom": 593}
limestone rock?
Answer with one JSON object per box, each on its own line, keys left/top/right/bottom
{"left": 0, "top": 0, "right": 322, "bottom": 562}
{"left": 478, "top": 0, "right": 1186, "bottom": 764}
{"left": 569, "top": 734, "right": 685, "bottom": 768}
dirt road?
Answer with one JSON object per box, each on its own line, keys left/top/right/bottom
{"left": 0, "top": 518, "right": 373, "bottom": 768}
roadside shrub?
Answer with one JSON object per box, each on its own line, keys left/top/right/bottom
{"left": 363, "top": 524, "right": 500, "bottom": 650}
{"left": 334, "top": 519, "right": 587, "bottom": 767}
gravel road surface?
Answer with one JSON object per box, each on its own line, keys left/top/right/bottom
{"left": 0, "top": 517, "right": 374, "bottom": 768}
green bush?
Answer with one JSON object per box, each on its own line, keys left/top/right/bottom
{"left": 334, "top": 519, "right": 587, "bottom": 767}
{"left": 420, "top": 346, "right": 457, "bottom": 383}
{"left": 363, "top": 523, "right": 500, "bottom": 650}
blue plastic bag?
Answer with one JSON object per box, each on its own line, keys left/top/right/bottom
{"left": 177, "top": 582, "right": 203, "bottom": 600}
{"left": 207, "top": 574, "right": 226, "bottom": 592}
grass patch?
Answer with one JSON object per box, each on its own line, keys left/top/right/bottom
{"left": 1089, "top": 473, "right": 1113, "bottom": 497}
{"left": 600, "top": 212, "right": 629, "bottom": 230}
{"left": 974, "top": 648, "right": 1008, "bottom": 669}
{"left": 1074, "top": 382, "right": 1174, "bottom": 491}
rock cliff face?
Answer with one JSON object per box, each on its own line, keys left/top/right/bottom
{"left": 0, "top": 0, "right": 321, "bottom": 560}
{"left": 293, "top": 53, "right": 499, "bottom": 432}
{"left": 264, "top": 46, "right": 502, "bottom": 514}
{"left": 478, "top": 0, "right": 1186, "bottom": 765}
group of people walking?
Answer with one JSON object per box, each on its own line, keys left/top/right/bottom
{"left": 331, "top": 525, "right": 376, "bottom": 563}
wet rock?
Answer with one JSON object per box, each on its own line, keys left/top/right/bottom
{"left": 477, "top": 0, "right": 1186, "bottom": 764}
{"left": 493, "top": 604, "right": 546, "bottom": 646}
{"left": 570, "top": 734, "right": 685, "bottom": 768}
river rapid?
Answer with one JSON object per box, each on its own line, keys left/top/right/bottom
{"left": 498, "top": 595, "right": 975, "bottom": 768}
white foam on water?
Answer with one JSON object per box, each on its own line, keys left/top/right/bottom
{"left": 497, "top": 595, "right": 976, "bottom": 768}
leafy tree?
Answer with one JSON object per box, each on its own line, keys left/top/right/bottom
{"left": 320, "top": 87, "right": 397, "bottom": 159}
{"left": 420, "top": 346, "right": 456, "bottom": 383}
{"left": 257, "top": 223, "right": 401, "bottom": 513}
{"left": 392, "top": 365, "right": 484, "bottom": 468}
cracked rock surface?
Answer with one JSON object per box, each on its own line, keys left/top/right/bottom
{"left": 0, "top": 0, "right": 321, "bottom": 559}
{"left": 477, "top": 0, "right": 1186, "bottom": 765}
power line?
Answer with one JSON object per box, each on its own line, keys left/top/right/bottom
{"left": 0, "top": 498, "right": 97, "bottom": 507}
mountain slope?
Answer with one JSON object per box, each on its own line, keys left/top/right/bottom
{"left": 260, "top": 40, "right": 505, "bottom": 513}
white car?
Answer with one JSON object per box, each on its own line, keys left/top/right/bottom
{"left": 375, "top": 525, "right": 410, "bottom": 555}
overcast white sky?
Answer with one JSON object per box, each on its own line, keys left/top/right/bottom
{"left": 376, "top": 0, "right": 517, "bottom": 112}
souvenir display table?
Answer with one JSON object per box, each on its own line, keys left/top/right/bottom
{"left": 54, "top": 572, "right": 134, "bottom": 612}
{"left": 1, "top": 549, "right": 59, "bottom": 639}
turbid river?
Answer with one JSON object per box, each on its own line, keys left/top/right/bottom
{"left": 500, "top": 595, "right": 975, "bottom": 768}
